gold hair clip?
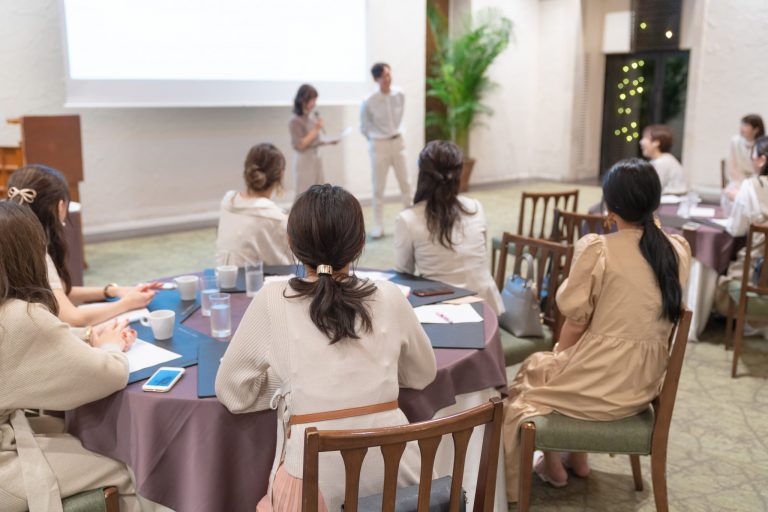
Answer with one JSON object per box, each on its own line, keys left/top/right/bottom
{"left": 7, "top": 187, "right": 37, "bottom": 205}
{"left": 316, "top": 264, "right": 333, "bottom": 275}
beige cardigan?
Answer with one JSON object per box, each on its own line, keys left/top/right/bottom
{"left": 0, "top": 300, "right": 128, "bottom": 512}
{"left": 216, "top": 280, "right": 437, "bottom": 511}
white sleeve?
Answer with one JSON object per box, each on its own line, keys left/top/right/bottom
{"left": 45, "top": 253, "right": 63, "bottom": 290}
{"left": 394, "top": 213, "right": 416, "bottom": 274}
{"left": 726, "top": 181, "right": 756, "bottom": 236}
{"left": 360, "top": 100, "right": 370, "bottom": 139}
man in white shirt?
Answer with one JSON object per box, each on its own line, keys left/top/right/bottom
{"left": 360, "top": 63, "right": 412, "bottom": 239}
{"left": 639, "top": 124, "right": 687, "bottom": 195}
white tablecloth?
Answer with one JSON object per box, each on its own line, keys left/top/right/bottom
{"left": 684, "top": 259, "right": 720, "bottom": 341}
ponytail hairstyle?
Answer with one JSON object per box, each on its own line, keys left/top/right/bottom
{"left": 752, "top": 136, "right": 768, "bottom": 177}
{"left": 741, "top": 114, "right": 765, "bottom": 140}
{"left": 243, "top": 143, "right": 285, "bottom": 193}
{"left": 0, "top": 201, "right": 58, "bottom": 315}
{"left": 7, "top": 165, "right": 72, "bottom": 294}
{"left": 602, "top": 158, "right": 682, "bottom": 323}
{"left": 292, "top": 84, "right": 318, "bottom": 116}
{"left": 285, "top": 184, "right": 376, "bottom": 343}
{"left": 413, "top": 140, "right": 472, "bottom": 248}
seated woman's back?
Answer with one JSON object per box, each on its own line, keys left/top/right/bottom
{"left": 215, "top": 143, "right": 292, "bottom": 266}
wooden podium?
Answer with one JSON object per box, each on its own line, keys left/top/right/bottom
{"left": 1, "top": 115, "right": 86, "bottom": 285}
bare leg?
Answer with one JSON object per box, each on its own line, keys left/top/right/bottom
{"left": 537, "top": 451, "right": 568, "bottom": 485}
{"left": 565, "top": 452, "right": 591, "bottom": 477}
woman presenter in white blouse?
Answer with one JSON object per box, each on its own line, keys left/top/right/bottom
{"left": 394, "top": 140, "right": 504, "bottom": 315}
{"left": 216, "top": 143, "right": 293, "bottom": 266}
{"left": 216, "top": 184, "right": 437, "bottom": 511}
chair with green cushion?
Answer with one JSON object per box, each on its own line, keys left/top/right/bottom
{"left": 725, "top": 223, "right": 768, "bottom": 378}
{"left": 516, "top": 309, "right": 692, "bottom": 512}
{"left": 490, "top": 189, "right": 578, "bottom": 274}
{"left": 495, "top": 233, "right": 574, "bottom": 366}
{"left": 54, "top": 486, "right": 119, "bottom": 512}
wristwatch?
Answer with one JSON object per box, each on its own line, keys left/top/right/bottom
{"left": 103, "top": 283, "right": 119, "bottom": 299}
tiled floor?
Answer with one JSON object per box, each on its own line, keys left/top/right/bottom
{"left": 82, "top": 181, "right": 768, "bottom": 511}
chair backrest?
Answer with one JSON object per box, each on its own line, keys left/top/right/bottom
{"left": 555, "top": 210, "right": 606, "bottom": 244}
{"left": 739, "top": 223, "right": 768, "bottom": 298}
{"left": 494, "top": 233, "right": 574, "bottom": 338}
{"left": 302, "top": 397, "right": 504, "bottom": 512}
{"left": 518, "top": 190, "right": 579, "bottom": 240}
{"left": 651, "top": 309, "right": 692, "bottom": 456}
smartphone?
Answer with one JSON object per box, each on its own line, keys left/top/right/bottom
{"left": 142, "top": 367, "right": 185, "bottom": 393}
{"left": 413, "top": 287, "right": 454, "bottom": 297}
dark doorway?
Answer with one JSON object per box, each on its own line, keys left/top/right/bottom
{"left": 599, "top": 50, "right": 689, "bottom": 175}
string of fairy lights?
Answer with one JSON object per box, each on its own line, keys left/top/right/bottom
{"left": 613, "top": 59, "right": 645, "bottom": 143}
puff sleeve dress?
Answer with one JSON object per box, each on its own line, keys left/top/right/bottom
{"left": 502, "top": 230, "right": 691, "bottom": 502}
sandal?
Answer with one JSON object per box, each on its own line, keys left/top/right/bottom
{"left": 534, "top": 455, "right": 568, "bottom": 488}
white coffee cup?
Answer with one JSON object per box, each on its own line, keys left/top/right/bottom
{"left": 216, "top": 265, "right": 238, "bottom": 289}
{"left": 174, "top": 275, "right": 198, "bottom": 301}
{"left": 140, "top": 310, "right": 176, "bottom": 340}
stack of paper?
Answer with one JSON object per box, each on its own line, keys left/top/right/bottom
{"left": 660, "top": 195, "right": 683, "bottom": 204}
{"left": 414, "top": 304, "right": 483, "bottom": 324}
{"left": 125, "top": 339, "right": 181, "bottom": 373}
{"left": 689, "top": 207, "right": 716, "bottom": 218}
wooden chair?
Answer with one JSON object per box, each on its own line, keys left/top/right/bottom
{"left": 554, "top": 210, "right": 606, "bottom": 245}
{"left": 494, "top": 233, "right": 574, "bottom": 366}
{"left": 515, "top": 310, "right": 691, "bottom": 512}
{"left": 725, "top": 223, "right": 768, "bottom": 378}
{"left": 59, "top": 486, "right": 119, "bottom": 512}
{"left": 491, "top": 190, "right": 579, "bottom": 273}
{"left": 721, "top": 158, "right": 727, "bottom": 189}
{"left": 302, "top": 398, "right": 504, "bottom": 512}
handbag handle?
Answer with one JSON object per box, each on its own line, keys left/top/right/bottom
{"left": 514, "top": 252, "right": 535, "bottom": 285}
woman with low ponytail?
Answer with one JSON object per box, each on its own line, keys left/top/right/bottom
{"left": 216, "top": 184, "right": 436, "bottom": 512}
{"left": 502, "top": 158, "right": 691, "bottom": 503}
{"left": 394, "top": 140, "right": 504, "bottom": 314}
{"left": 215, "top": 142, "right": 293, "bottom": 266}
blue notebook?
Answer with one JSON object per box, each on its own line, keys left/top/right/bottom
{"left": 127, "top": 323, "right": 216, "bottom": 384}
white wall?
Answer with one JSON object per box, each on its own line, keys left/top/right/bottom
{"left": 0, "top": 0, "right": 425, "bottom": 238}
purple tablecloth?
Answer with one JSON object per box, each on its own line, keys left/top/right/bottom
{"left": 658, "top": 204, "right": 738, "bottom": 273}
{"left": 67, "top": 293, "right": 506, "bottom": 512}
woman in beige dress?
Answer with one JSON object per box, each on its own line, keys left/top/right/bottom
{"left": 503, "top": 158, "right": 691, "bottom": 502}
{"left": 215, "top": 143, "right": 293, "bottom": 266}
{"left": 0, "top": 201, "right": 139, "bottom": 512}
{"left": 7, "top": 165, "right": 158, "bottom": 327}
{"left": 394, "top": 140, "right": 504, "bottom": 314}
{"left": 289, "top": 84, "right": 336, "bottom": 196}
{"left": 216, "top": 185, "right": 437, "bottom": 511}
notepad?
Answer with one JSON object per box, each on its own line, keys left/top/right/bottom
{"left": 660, "top": 194, "right": 683, "bottom": 204}
{"left": 354, "top": 270, "right": 395, "bottom": 281}
{"left": 689, "top": 207, "right": 716, "bottom": 218}
{"left": 414, "top": 304, "right": 484, "bottom": 324}
{"left": 125, "top": 339, "right": 181, "bottom": 373}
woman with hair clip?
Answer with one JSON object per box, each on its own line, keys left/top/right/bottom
{"left": 7, "top": 165, "right": 158, "bottom": 328}
{"left": 289, "top": 84, "right": 337, "bottom": 196}
{"left": 394, "top": 140, "right": 504, "bottom": 314}
{"left": 216, "top": 184, "right": 437, "bottom": 511}
{"left": 502, "top": 158, "right": 691, "bottom": 502}
{"left": 216, "top": 143, "right": 293, "bottom": 266}
{"left": 0, "top": 201, "right": 140, "bottom": 512}
{"left": 715, "top": 136, "right": 768, "bottom": 327}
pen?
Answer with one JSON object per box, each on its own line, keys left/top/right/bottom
{"left": 436, "top": 312, "right": 453, "bottom": 324}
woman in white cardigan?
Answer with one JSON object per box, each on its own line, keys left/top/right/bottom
{"left": 0, "top": 201, "right": 139, "bottom": 512}
{"left": 394, "top": 140, "right": 504, "bottom": 314}
{"left": 216, "top": 143, "right": 293, "bottom": 266}
{"left": 216, "top": 185, "right": 437, "bottom": 511}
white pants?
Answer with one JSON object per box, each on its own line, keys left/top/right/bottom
{"left": 368, "top": 136, "right": 412, "bottom": 232}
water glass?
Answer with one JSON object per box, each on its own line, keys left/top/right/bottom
{"left": 209, "top": 293, "right": 232, "bottom": 338}
{"left": 245, "top": 260, "right": 264, "bottom": 297}
{"left": 200, "top": 274, "right": 219, "bottom": 317}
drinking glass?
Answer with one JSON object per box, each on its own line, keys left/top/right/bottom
{"left": 209, "top": 293, "right": 232, "bottom": 338}
{"left": 245, "top": 260, "right": 264, "bottom": 297}
{"left": 200, "top": 273, "right": 219, "bottom": 317}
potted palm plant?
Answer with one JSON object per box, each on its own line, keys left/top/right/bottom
{"left": 426, "top": 5, "right": 512, "bottom": 191}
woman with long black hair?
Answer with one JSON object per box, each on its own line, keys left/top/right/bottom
{"left": 216, "top": 184, "right": 436, "bottom": 511}
{"left": 394, "top": 140, "right": 504, "bottom": 314}
{"left": 502, "top": 158, "right": 691, "bottom": 502}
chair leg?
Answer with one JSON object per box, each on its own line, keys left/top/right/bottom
{"left": 104, "top": 486, "right": 120, "bottom": 512}
{"left": 629, "top": 455, "right": 643, "bottom": 491}
{"left": 732, "top": 303, "right": 748, "bottom": 378}
{"left": 650, "top": 451, "right": 668, "bottom": 512}
{"left": 491, "top": 247, "right": 497, "bottom": 275}
{"left": 517, "top": 423, "right": 536, "bottom": 512}
{"left": 724, "top": 298, "right": 735, "bottom": 351}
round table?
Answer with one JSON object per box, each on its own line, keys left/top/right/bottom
{"left": 67, "top": 287, "right": 508, "bottom": 512}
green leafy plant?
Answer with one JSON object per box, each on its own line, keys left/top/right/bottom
{"left": 426, "top": 5, "right": 512, "bottom": 156}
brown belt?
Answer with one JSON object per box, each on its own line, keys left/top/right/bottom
{"left": 287, "top": 400, "right": 399, "bottom": 437}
